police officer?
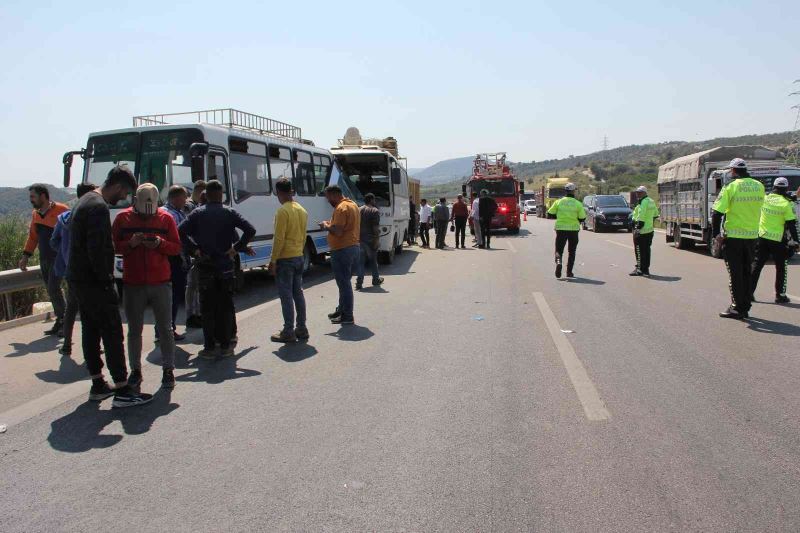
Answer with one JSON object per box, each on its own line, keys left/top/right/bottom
{"left": 629, "top": 185, "right": 660, "bottom": 277}
{"left": 547, "top": 182, "right": 586, "bottom": 279}
{"left": 750, "top": 177, "right": 799, "bottom": 304}
{"left": 711, "top": 158, "right": 765, "bottom": 319}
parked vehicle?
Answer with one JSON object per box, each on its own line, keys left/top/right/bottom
{"left": 584, "top": 194, "right": 633, "bottom": 232}
{"left": 523, "top": 199, "right": 537, "bottom": 214}
{"left": 657, "top": 145, "right": 800, "bottom": 257}
{"left": 462, "top": 153, "right": 522, "bottom": 234}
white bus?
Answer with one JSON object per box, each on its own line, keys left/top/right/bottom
{"left": 63, "top": 109, "right": 343, "bottom": 287}
{"left": 330, "top": 129, "right": 411, "bottom": 263}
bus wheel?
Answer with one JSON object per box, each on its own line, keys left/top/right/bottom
{"left": 395, "top": 234, "right": 403, "bottom": 255}
{"left": 303, "top": 242, "right": 313, "bottom": 273}
{"left": 234, "top": 256, "right": 245, "bottom": 292}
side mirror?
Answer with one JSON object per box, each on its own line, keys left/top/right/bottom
{"left": 190, "top": 142, "right": 209, "bottom": 182}
{"left": 461, "top": 184, "right": 467, "bottom": 195}
{"left": 707, "top": 177, "right": 718, "bottom": 194}
{"left": 519, "top": 181, "right": 525, "bottom": 195}
{"left": 62, "top": 149, "right": 86, "bottom": 187}
{"left": 391, "top": 167, "right": 402, "bottom": 184}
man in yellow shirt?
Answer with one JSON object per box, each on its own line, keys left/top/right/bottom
{"left": 320, "top": 185, "right": 360, "bottom": 325}
{"left": 269, "top": 179, "right": 309, "bottom": 342}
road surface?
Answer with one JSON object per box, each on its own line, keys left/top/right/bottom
{"left": 1, "top": 216, "right": 799, "bottom": 532}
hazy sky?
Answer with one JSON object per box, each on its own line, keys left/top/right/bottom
{"left": 1, "top": 0, "right": 798, "bottom": 186}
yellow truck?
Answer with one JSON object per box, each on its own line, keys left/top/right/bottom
{"left": 544, "top": 176, "right": 569, "bottom": 217}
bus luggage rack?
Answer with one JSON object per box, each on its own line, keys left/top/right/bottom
{"left": 132, "top": 108, "right": 302, "bottom": 140}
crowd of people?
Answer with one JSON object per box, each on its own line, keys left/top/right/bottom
{"left": 16, "top": 157, "right": 798, "bottom": 408}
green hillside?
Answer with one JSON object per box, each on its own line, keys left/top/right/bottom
{"left": 0, "top": 186, "right": 76, "bottom": 218}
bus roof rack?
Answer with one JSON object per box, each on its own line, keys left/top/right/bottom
{"left": 132, "top": 108, "right": 302, "bottom": 141}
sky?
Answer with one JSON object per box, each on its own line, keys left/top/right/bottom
{"left": 1, "top": 0, "right": 798, "bottom": 186}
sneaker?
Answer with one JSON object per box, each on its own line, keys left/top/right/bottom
{"left": 162, "top": 368, "right": 176, "bottom": 389}
{"left": 112, "top": 387, "right": 154, "bottom": 409}
{"left": 775, "top": 294, "right": 791, "bottom": 304}
{"left": 219, "top": 346, "right": 235, "bottom": 358}
{"left": 328, "top": 310, "right": 342, "bottom": 320}
{"left": 271, "top": 331, "right": 297, "bottom": 343}
{"left": 331, "top": 315, "right": 355, "bottom": 325}
{"left": 555, "top": 264, "right": 562, "bottom": 279}
{"left": 629, "top": 270, "right": 643, "bottom": 276}
{"left": 372, "top": 277, "right": 384, "bottom": 286}
{"left": 294, "top": 327, "right": 310, "bottom": 340}
{"left": 173, "top": 331, "right": 186, "bottom": 341}
{"left": 59, "top": 343, "right": 72, "bottom": 356}
{"left": 566, "top": 272, "right": 575, "bottom": 279}
{"left": 355, "top": 281, "right": 363, "bottom": 291}
{"left": 719, "top": 307, "right": 747, "bottom": 320}
{"left": 128, "top": 369, "right": 143, "bottom": 388}
{"left": 88, "top": 381, "right": 115, "bottom": 402}
{"left": 198, "top": 348, "right": 217, "bottom": 359}
{"left": 44, "top": 319, "right": 63, "bottom": 336}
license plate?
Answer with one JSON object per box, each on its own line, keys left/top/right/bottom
{"left": 612, "top": 222, "right": 623, "bottom": 226}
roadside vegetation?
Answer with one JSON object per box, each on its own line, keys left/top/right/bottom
{"left": 0, "top": 215, "right": 46, "bottom": 321}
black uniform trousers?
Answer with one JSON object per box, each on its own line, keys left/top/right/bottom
{"left": 722, "top": 237, "right": 756, "bottom": 314}
{"left": 555, "top": 230, "right": 579, "bottom": 274}
{"left": 634, "top": 232, "right": 654, "bottom": 274}
{"left": 751, "top": 237, "right": 789, "bottom": 298}
{"left": 198, "top": 266, "right": 236, "bottom": 350}
{"left": 73, "top": 282, "right": 128, "bottom": 384}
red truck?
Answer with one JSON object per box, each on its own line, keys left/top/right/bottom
{"left": 462, "top": 153, "right": 522, "bottom": 234}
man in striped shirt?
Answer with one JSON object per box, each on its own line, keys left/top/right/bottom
{"left": 164, "top": 185, "right": 191, "bottom": 340}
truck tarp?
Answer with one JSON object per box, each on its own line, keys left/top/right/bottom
{"left": 657, "top": 145, "right": 782, "bottom": 184}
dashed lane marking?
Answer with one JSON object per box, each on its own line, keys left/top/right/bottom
{"left": 533, "top": 292, "right": 611, "bottom": 421}
{"left": 605, "top": 239, "right": 634, "bottom": 250}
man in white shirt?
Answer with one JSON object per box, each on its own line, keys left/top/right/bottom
{"left": 470, "top": 192, "right": 482, "bottom": 248}
{"left": 418, "top": 199, "right": 432, "bottom": 248}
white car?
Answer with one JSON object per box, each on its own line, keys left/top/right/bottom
{"left": 523, "top": 199, "right": 537, "bottom": 214}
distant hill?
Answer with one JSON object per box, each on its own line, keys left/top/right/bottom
{"left": 409, "top": 156, "right": 474, "bottom": 184}
{"left": 0, "top": 186, "right": 76, "bottom": 218}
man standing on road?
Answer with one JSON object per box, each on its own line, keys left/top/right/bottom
{"left": 320, "top": 185, "right": 360, "bottom": 325}
{"left": 750, "top": 177, "right": 799, "bottom": 304}
{"left": 629, "top": 186, "right": 660, "bottom": 277}
{"left": 179, "top": 180, "right": 256, "bottom": 358}
{"left": 268, "top": 179, "right": 309, "bottom": 343}
{"left": 184, "top": 181, "right": 206, "bottom": 329}
{"left": 478, "top": 190, "right": 497, "bottom": 249}
{"left": 113, "top": 183, "right": 181, "bottom": 390}
{"left": 356, "top": 193, "right": 384, "bottom": 291}
{"left": 50, "top": 183, "right": 96, "bottom": 356}
{"left": 418, "top": 198, "right": 432, "bottom": 249}
{"left": 19, "top": 184, "right": 69, "bottom": 336}
{"left": 164, "top": 185, "right": 191, "bottom": 340}
{"left": 408, "top": 197, "right": 417, "bottom": 245}
{"left": 471, "top": 192, "right": 482, "bottom": 247}
{"left": 712, "top": 158, "right": 765, "bottom": 319}
{"left": 68, "top": 165, "right": 153, "bottom": 407}
{"left": 547, "top": 182, "right": 586, "bottom": 279}
{"left": 450, "top": 194, "right": 469, "bottom": 248}
{"left": 433, "top": 197, "right": 450, "bottom": 249}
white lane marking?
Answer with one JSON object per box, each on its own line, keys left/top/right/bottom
{"left": 533, "top": 292, "right": 611, "bottom": 421}
{"left": 605, "top": 239, "right": 634, "bottom": 250}
{"left": 0, "top": 295, "right": 283, "bottom": 430}
{"left": 506, "top": 240, "right": 517, "bottom": 253}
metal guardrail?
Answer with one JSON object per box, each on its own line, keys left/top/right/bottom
{"left": 0, "top": 267, "right": 43, "bottom": 320}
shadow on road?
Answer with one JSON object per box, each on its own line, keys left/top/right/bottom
{"left": 646, "top": 274, "right": 682, "bottom": 282}
{"left": 176, "top": 350, "right": 261, "bottom": 385}
{"left": 746, "top": 317, "right": 800, "bottom": 337}
{"left": 6, "top": 335, "right": 60, "bottom": 357}
{"left": 273, "top": 342, "right": 318, "bottom": 363}
{"left": 34, "top": 354, "right": 86, "bottom": 384}
{"left": 325, "top": 325, "right": 374, "bottom": 342}
{"left": 564, "top": 277, "right": 606, "bottom": 285}
{"left": 47, "top": 389, "right": 179, "bottom": 453}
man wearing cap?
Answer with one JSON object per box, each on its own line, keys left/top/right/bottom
{"left": 112, "top": 183, "right": 182, "bottom": 389}
{"left": 629, "top": 186, "right": 660, "bottom": 277}
{"left": 750, "top": 177, "right": 799, "bottom": 304}
{"left": 711, "top": 158, "right": 765, "bottom": 319}
{"left": 547, "top": 182, "right": 586, "bottom": 279}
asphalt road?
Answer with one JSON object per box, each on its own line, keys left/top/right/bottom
{"left": 1, "top": 216, "right": 800, "bottom": 532}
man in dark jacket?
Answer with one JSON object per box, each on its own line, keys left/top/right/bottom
{"left": 179, "top": 180, "right": 255, "bottom": 358}
{"left": 68, "top": 165, "right": 153, "bottom": 408}
{"left": 433, "top": 197, "right": 450, "bottom": 249}
{"left": 356, "top": 193, "right": 383, "bottom": 290}
{"left": 478, "top": 190, "right": 497, "bottom": 249}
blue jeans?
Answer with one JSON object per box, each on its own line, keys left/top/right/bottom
{"left": 331, "top": 245, "right": 359, "bottom": 319}
{"left": 356, "top": 242, "right": 380, "bottom": 284}
{"left": 276, "top": 257, "right": 306, "bottom": 333}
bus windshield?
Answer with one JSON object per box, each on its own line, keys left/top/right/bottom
{"left": 472, "top": 179, "right": 515, "bottom": 197}
{"left": 337, "top": 153, "right": 391, "bottom": 207}
{"left": 139, "top": 129, "right": 203, "bottom": 204}
{"left": 85, "top": 133, "right": 139, "bottom": 208}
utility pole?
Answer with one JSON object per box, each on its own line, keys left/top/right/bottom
{"left": 602, "top": 135, "right": 609, "bottom": 152}
{"left": 789, "top": 80, "right": 800, "bottom": 165}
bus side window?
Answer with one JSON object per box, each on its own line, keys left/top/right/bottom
{"left": 313, "top": 154, "right": 332, "bottom": 195}
{"left": 230, "top": 139, "right": 269, "bottom": 203}
{"left": 207, "top": 152, "right": 230, "bottom": 203}
{"left": 268, "top": 145, "right": 293, "bottom": 191}
{"left": 293, "top": 149, "right": 314, "bottom": 196}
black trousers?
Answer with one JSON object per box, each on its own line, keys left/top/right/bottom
{"left": 199, "top": 270, "right": 235, "bottom": 349}
{"left": 73, "top": 282, "right": 128, "bottom": 384}
{"left": 419, "top": 222, "right": 430, "bottom": 247}
{"left": 435, "top": 220, "right": 448, "bottom": 248}
{"left": 751, "top": 238, "right": 789, "bottom": 298}
{"left": 722, "top": 238, "right": 756, "bottom": 314}
{"left": 480, "top": 219, "right": 492, "bottom": 248}
{"left": 170, "top": 258, "right": 188, "bottom": 331}
{"left": 634, "top": 232, "right": 654, "bottom": 273}
{"left": 454, "top": 216, "right": 467, "bottom": 247}
{"left": 555, "top": 230, "right": 579, "bottom": 274}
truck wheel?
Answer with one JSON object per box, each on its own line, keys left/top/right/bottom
{"left": 674, "top": 226, "right": 692, "bottom": 250}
